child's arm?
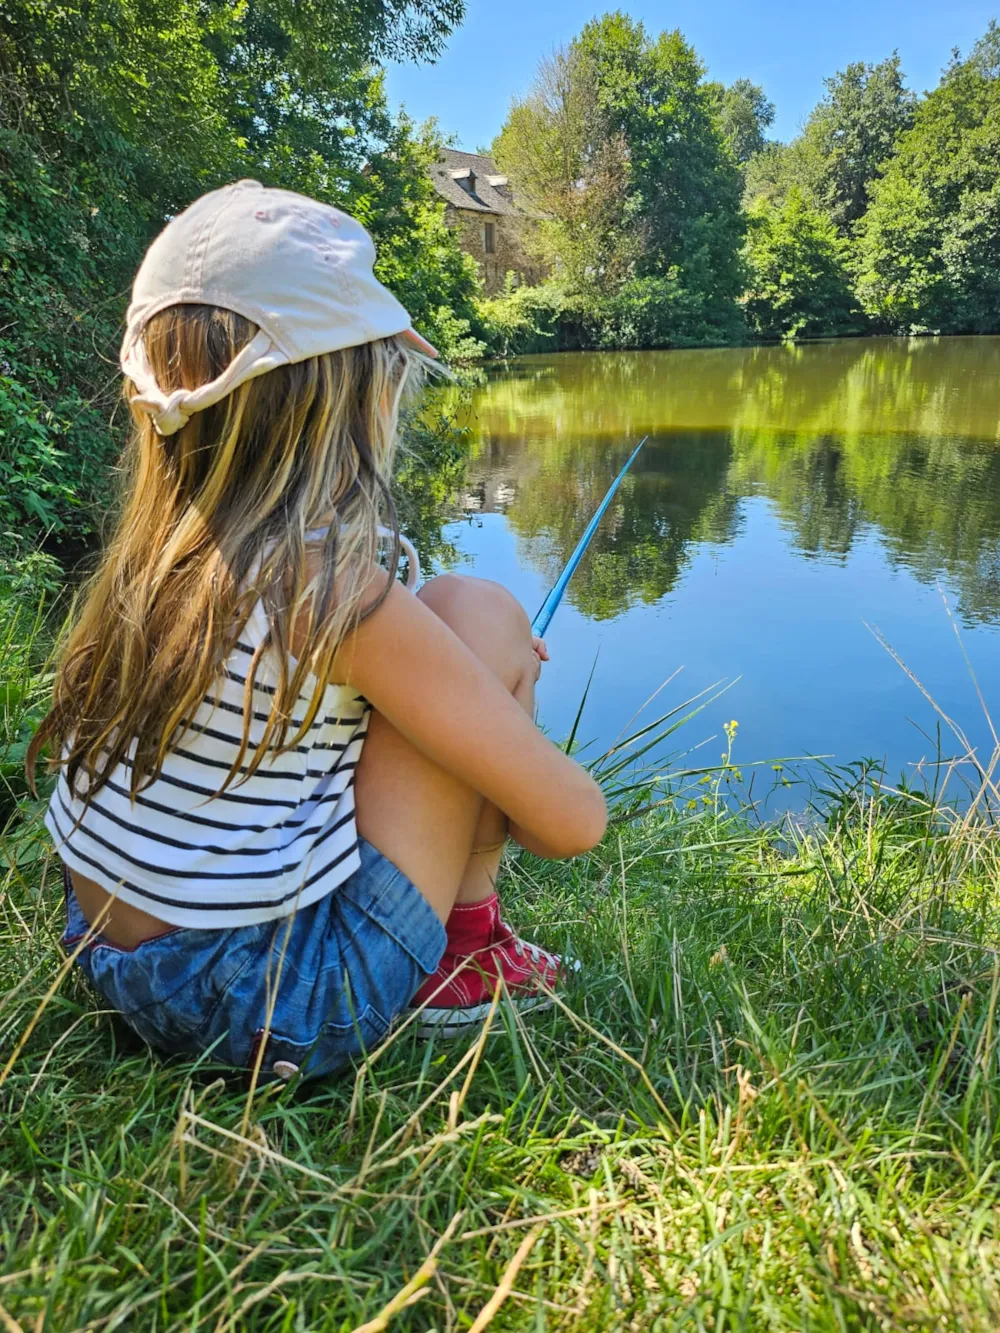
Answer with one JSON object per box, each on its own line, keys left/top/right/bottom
{"left": 505, "top": 633, "right": 578, "bottom": 857}
{"left": 333, "top": 579, "right": 607, "bottom": 859}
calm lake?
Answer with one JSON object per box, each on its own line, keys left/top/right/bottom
{"left": 432, "top": 336, "right": 1000, "bottom": 807}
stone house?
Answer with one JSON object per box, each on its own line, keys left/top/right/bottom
{"left": 429, "top": 148, "right": 546, "bottom": 295}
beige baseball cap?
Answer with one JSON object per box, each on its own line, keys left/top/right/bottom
{"left": 120, "top": 179, "right": 438, "bottom": 436}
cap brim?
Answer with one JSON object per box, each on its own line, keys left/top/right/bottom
{"left": 400, "top": 326, "right": 439, "bottom": 359}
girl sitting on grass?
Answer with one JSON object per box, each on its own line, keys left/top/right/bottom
{"left": 28, "top": 181, "right": 607, "bottom": 1082}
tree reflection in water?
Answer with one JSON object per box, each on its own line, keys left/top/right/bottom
{"left": 449, "top": 337, "right": 1000, "bottom": 627}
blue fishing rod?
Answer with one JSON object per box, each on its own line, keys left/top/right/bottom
{"left": 530, "top": 436, "right": 648, "bottom": 638}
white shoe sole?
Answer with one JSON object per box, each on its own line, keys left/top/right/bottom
{"left": 414, "top": 992, "right": 552, "bottom": 1039}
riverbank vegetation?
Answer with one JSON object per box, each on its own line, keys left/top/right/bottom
{"left": 480, "top": 15, "right": 1000, "bottom": 354}
{"left": 5, "top": 709, "right": 1000, "bottom": 1326}
{"left": 0, "top": 0, "right": 482, "bottom": 554}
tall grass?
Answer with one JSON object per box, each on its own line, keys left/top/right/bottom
{"left": 3, "top": 597, "right": 1000, "bottom": 1328}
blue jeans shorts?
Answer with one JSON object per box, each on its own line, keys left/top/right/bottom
{"left": 61, "top": 839, "right": 447, "bottom": 1081}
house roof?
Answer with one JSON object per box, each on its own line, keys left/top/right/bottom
{"left": 429, "top": 148, "right": 520, "bottom": 216}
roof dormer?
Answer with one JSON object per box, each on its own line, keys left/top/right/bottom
{"left": 450, "top": 167, "right": 477, "bottom": 196}
{"left": 486, "top": 173, "right": 512, "bottom": 202}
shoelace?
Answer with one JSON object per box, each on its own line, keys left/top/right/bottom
{"left": 502, "top": 925, "right": 556, "bottom": 968}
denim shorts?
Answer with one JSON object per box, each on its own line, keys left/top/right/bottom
{"left": 61, "top": 839, "right": 447, "bottom": 1081}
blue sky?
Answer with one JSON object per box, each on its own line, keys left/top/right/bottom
{"left": 385, "top": 0, "right": 997, "bottom": 151}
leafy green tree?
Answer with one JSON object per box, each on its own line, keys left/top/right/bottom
{"left": 745, "top": 56, "right": 914, "bottom": 233}
{"left": 474, "top": 277, "right": 568, "bottom": 357}
{"left": 855, "top": 23, "right": 1000, "bottom": 332}
{"left": 743, "top": 189, "right": 861, "bottom": 340}
{"left": 201, "top": 0, "right": 463, "bottom": 200}
{"left": 807, "top": 56, "right": 916, "bottom": 230}
{"left": 361, "top": 124, "right": 484, "bottom": 358}
{"left": 713, "top": 78, "right": 776, "bottom": 165}
{"left": 0, "top": 0, "right": 475, "bottom": 543}
{"left": 852, "top": 174, "right": 942, "bottom": 330}
{"left": 744, "top": 138, "right": 822, "bottom": 209}
{"left": 576, "top": 16, "right": 745, "bottom": 305}
{"left": 492, "top": 43, "right": 638, "bottom": 291}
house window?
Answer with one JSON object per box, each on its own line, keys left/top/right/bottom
{"left": 484, "top": 222, "right": 496, "bottom": 255}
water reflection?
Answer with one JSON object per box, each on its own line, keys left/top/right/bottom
{"left": 456, "top": 338, "right": 1000, "bottom": 626}
{"left": 395, "top": 413, "right": 472, "bottom": 571}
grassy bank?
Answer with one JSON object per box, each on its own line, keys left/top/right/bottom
{"left": 4, "top": 707, "right": 1000, "bottom": 1329}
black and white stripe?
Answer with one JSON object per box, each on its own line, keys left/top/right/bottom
{"left": 46, "top": 602, "right": 370, "bottom": 928}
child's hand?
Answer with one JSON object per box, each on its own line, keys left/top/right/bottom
{"left": 532, "top": 636, "right": 549, "bottom": 677}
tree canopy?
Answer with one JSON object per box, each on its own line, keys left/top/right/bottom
{"left": 743, "top": 189, "right": 860, "bottom": 341}
{"left": 484, "top": 18, "right": 1000, "bottom": 355}
{"left": 0, "top": 0, "right": 478, "bottom": 543}
{"left": 492, "top": 12, "right": 746, "bottom": 347}
{"left": 714, "top": 79, "right": 776, "bottom": 167}
{"left": 743, "top": 56, "right": 915, "bottom": 230}
{"left": 855, "top": 23, "right": 1000, "bottom": 333}
{"left": 483, "top": 17, "right": 1000, "bottom": 354}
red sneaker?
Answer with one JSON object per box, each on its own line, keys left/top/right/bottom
{"left": 410, "top": 892, "right": 565, "bottom": 1038}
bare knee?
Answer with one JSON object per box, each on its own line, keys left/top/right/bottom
{"left": 417, "top": 574, "right": 532, "bottom": 689}
{"left": 418, "top": 574, "right": 529, "bottom": 634}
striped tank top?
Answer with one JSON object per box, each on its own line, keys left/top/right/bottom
{"left": 46, "top": 534, "right": 419, "bottom": 929}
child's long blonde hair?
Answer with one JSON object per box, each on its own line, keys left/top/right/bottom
{"left": 30, "top": 304, "right": 421, "bottom": 801}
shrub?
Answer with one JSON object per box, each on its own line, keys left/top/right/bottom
{"left": 743, "top": 189, "right": 864, "bottom": 340}
{"left": 475, "top": 279, "right": 571, "bottom": 357}
{"left": 578, "top": 275, "right": 748, "bottom": 349}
